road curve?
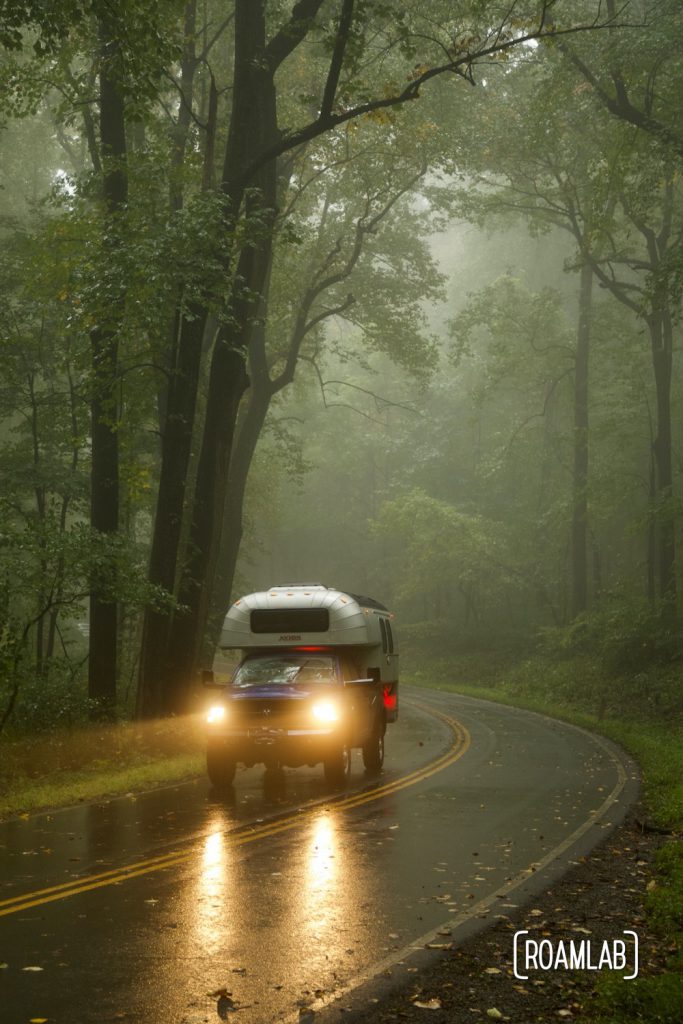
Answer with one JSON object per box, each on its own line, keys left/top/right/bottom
{"left": 0, "top": 688, "right": 638, "bottom": 1024}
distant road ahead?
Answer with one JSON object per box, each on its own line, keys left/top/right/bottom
{"left": 0, "top": 688, "right": 637, "bottom": 1024}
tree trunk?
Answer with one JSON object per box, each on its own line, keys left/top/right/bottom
{"left": 205, "top": 383, "right": 272, "bottom": 656}
{"left": 649, "top": 298, "right": 676, "bottom": 610}
{"left": 88, "top": 11, "right": 127, "bottom": 718}
{"left": 647, "top": 441, "right": 657, "bottom": 607}
{"left": 570, "top": 261, "right": 592, "bottom": 618}
{"left": 169, "top": 0, "right": 197, "bottom": 213}
{"left": 137, "top": 306, "right": 209, "bottom": 718}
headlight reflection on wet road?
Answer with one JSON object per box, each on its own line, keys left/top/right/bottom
{"left": 194, "top": 816, "right": 232, "bottom": 954}
{"left": 306, "top": 812, "right": 337, "bottom": 895}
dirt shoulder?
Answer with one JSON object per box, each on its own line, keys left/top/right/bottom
{"left": 335, "top": 812, "right": 672, "bottom": 1023}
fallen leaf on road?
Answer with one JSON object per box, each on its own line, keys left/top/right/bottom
{"left": 413, "top": 998, "right": 442, "bottom": 1010}
{"left": 22, "top": 966, "right": 44, "bottom": 972}
{"left": 486, "top": 1010, "right": 503, "bottom": 1020}
{"left": 425, "top": 942, "right": 453, "bottom": 950}
{"left": 484, "top": 967, "right": 502, "bottom": 975}
{"left": 217, "top": 993, "right": 239, "bottom": 1018}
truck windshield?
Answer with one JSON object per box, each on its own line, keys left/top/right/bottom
{"left": 232, "top": 654, "right": 338, "bottom": 689}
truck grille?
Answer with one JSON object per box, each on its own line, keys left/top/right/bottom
{"left": 230, "top": 698, "right": 304, "bottom": 729}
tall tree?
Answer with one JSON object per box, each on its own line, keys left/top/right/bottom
{"left": 87, "top": 7, "right": 127, "bottom": 716}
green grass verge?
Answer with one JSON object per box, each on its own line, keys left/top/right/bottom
{"left": 0, "top": 715, "right": 206, "bottom": 820}
{"left": 0, "top": 753, "right": 204, "bottom": 820}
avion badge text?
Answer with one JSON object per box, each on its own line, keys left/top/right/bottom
{"left": 513, "top": 930, "right": 639, "bottom": 981}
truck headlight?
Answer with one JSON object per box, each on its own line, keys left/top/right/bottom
{"left": 207, "top": 705, "right": 227, "bottom": 724}
{"left": 311, "top": 699, "right": 340, "bottom": 724}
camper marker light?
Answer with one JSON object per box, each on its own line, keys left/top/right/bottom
{"left": 207, "top": 705, "right": 227, "bottom": 724}
{"left": 311, "top": 699, "right": 340, "bottom": 724}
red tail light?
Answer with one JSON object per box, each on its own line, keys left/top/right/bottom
{"left": 383, "top": 685, "right": 397, "bottom": 712}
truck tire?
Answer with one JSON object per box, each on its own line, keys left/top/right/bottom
{"left": 207, "top": 743, "right": 236, "bottom": 788}
{"left": 323, "top": 742, "right": 351, "bottom": 785}
{"left": 362, "top": 716, "right": 385, "bottom": 772}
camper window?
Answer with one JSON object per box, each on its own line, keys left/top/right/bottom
{"left": 250, "top": 608, "right": 329, "bottom": 633}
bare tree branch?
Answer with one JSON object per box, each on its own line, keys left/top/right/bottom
{"left": 265, "top": 0, "right": 327, "bottom": 73}
{"left": 319, "top": 0, "right": 355, "bottom": 120}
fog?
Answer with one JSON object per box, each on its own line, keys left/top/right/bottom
{"left": 0, "top": 1, "right": 679, "bottom": 729}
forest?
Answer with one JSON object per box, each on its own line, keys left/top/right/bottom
{"left": 1, "top": 3, "right": 682, "bottom": 1021}
{"left": 0, "top": 0, "right": 681, "bottom": 733}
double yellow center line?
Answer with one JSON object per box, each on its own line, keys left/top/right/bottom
{"left": 0, "top": 703, "right": 469, "bottom": 918}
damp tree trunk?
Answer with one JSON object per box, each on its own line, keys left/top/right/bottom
{"left": 583, "top": 180, "right": 677, "bottom": 614}
{"left": 570, "top": 260, "right": 593, "bottom": 619}
{"left": 88, "top": 11, "right": 127, "bottom": 718}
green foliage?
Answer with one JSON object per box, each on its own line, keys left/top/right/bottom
{"left": 647, "top": 843, "right": 683, "bottom": 945}
{"left": 0, "top": 0, "right": 86, "bottom": 54}
{"left": 371, "top": 486, "right": 515, "bottom": 609}
{"left": 6, "top": 661, "right": 92, "bottom": 732}
{"left": 592, "top": 974, "right": 683, "bottom": 1024}
{"left": 541, "top": 602, "right": 683, "bottom": 676}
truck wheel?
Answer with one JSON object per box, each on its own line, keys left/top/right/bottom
{"left": 207, "top": 743, "right": 236, "bottom": 788}
{"left": 323, "top": 742, "right": 351, "bottom": 785}
{"left": 362, "top": 719, "right": 385, "bottom": 772}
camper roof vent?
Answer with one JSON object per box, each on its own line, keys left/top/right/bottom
{"left": 270, "top": 582, "right": 327, "bottom": 589}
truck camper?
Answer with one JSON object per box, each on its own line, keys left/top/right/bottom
{"left": 204, "top": 584, "right": 399, "bottom": 787}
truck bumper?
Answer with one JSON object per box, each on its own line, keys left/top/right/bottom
{"left": 207, "top": 727, "right": 342, "bottom": 768}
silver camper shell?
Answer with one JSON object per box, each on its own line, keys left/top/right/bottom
{"left": 220, "top": 584, "right": 399, "bottom": 720}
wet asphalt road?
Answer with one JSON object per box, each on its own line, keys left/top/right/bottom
{"left": 0, "top": 689, "right": 637, "bottom": 1024}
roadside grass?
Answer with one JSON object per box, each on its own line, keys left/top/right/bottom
{"left": 405, "top": 654, "right": 683, "bottom": 1024}
{"left": 0, "top": 715, "right": 205, "bottom": 820}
